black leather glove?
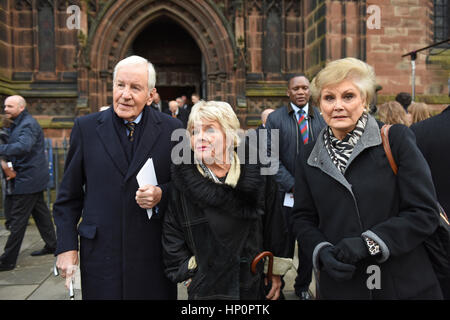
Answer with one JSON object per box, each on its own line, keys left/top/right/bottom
{"left": 318, "top": 246, "right": 356, "bottom": 282}
{"left": 171, "top": 256, "right": 197, "bottom": 283}
{"left": 334, "top": 237, "right": 370, "bottom": 265}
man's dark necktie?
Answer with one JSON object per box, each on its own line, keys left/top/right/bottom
{"left": 125, "top": 122, "right": 136, "bottom": 142}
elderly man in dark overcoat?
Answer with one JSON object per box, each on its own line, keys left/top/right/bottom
{"left": 53, "top": 55, "right": 182, "bottom": 299}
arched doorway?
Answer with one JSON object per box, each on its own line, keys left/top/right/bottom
{"left": 85, "top": 0, "right": 237, "bottom": 111}
{"left": 131, "top": 17, "right": 205, "bottom": 104}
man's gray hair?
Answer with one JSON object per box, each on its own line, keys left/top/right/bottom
{"left": 113, "top": 55, "right": 156, "bottom": 91}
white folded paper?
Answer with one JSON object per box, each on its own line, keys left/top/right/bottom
{"left": 136, "top": 158, "right": 158, "bottom": 219}
{"left": 283, "top": 192, "right": 294, "bottom": 208}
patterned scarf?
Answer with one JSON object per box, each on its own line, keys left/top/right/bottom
{"left": 197, "top": 151, "right": 241, "bottom": 187}
{"left": 324, "top": 112, "right": 368, "bottom": 174}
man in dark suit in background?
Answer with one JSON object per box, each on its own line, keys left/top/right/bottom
{"left": 410, "top": 105, "right": 450, "bottom": 299}
{"left": 150, "top": 92, "right": 169, "bottom": 114}
{"left": 53, "top": 56, "right": 182, "bottom": 299}
{"left": 191, "top": 93, "right": 201, "bottom": 106}
{"left": 410, "top": 105, "right": 450, "bottom": 214}
{"left": 167, "top": 100, "right": 188, "bottom": 128}
{"left": 181, "top": 95, "right": 190, "bottom": 111}
{"left": 395, "top": 92, "right": 412, "bottom": 112}
{"left": 265, "top": 74, "right": 326, "bottom": 299}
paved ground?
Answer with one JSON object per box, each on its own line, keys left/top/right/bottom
{"left": 0, "top": 218, "right": 314, "bottom": 300}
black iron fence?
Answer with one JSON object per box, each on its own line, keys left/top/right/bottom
{"left": 44, "top": 137, "right": 69, "bottom": 211}
{"left": 0, "top": 137, "right": 69, "bottom": 217}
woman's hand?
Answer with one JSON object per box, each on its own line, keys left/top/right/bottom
{"left": 265, "top": 275, "right": 282, "bottom": 300}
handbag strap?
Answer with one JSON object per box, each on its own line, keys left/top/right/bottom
{"left": 380, "top": 124, "right": 398, "bottom": 175}
{"left": 381, "top": 125, "right": 450, "bottom": 226}
{"left": 437, "top": 202, "right": 450, "bottom": 225}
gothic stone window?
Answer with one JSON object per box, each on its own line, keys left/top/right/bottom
{"left": 263, "top": 1, "right": 282, "bottom": 74}
{"left": 434, "top": 0, "right": 449, "bottom": 46}
{"left": 38, "top": 0, "right": 56, "bottom": 72}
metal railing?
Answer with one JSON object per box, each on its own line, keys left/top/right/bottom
{"left": 44, "top": 137, "right": 69, "bottom": 211}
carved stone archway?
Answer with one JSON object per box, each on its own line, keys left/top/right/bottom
{"left": 85, "top": 0, "right": 237, "bottom": 111}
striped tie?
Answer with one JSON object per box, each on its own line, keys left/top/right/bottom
{"left": 125, "top": 122, "right": 136, "bottom": 142}
{"left": 298, "top": 109, "right": 309, "bottom": 145}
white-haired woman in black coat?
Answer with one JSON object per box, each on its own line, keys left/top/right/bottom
{"left": 291, "top": 57, "right": 443, "bottom": 299}
{"left": 162, "top": 101, "right": 292, "bottom": 300}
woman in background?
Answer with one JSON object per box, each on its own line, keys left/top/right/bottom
{"left": 408, "top": 102, "right": 431, "bottom": 125}
{"left": 377, "top": 101, "right": 410, "bottom": 125}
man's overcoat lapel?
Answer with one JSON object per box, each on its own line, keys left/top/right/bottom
{"left": 125, "top": 106, "right": 162, "bottom": 181}
{"left": 96, "top": 107, "right": 128, "bottom": 177}
{"left": 95, "top": 106, "right": 163, "bottom": 182}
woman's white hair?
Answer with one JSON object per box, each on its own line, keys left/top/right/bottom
{"left": 113, "top": 55, "right": 156, "bottom": 91}
{"left": 187, "top": 100, "right": 241, "bottom": 148}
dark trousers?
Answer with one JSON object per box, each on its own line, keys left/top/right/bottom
{"left": 0, "top": 191, "right": 57, "bottom": 266}
{"left": 3, "top": 193, "right": 12, "bottom": 230}
{"left": 281, "top": 200, "right": 313, "bottom": 294}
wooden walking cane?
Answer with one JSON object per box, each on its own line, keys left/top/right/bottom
{"left": 251, "top": 251, "right": 274, "bottom": 279}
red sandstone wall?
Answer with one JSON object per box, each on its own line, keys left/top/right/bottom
{"left": 366, "top": 0, "right": 438, "bottom": 95}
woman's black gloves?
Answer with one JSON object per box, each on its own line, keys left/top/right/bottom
{"left": 334, "top": 237, "right": 370, "bottom": 265}
{"left": 318, "top": 246, "right": 356, "bottom": 282}
{"left": 319, "top": 237, "right": 375, "bottom": 282}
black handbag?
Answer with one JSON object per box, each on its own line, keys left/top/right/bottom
{"left": 381, "top": 124, "right": 450, "bottom": 298}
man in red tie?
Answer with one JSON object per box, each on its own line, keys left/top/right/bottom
{"left": 265, "top": 74, "right": 326, "bottom": 300}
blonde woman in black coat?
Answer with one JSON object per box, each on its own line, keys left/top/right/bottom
{"left": 162, "top": 101, "right": 291, "bottom": 300}
{"left": 291, "top": 57, "right": 443, "bottom": 299}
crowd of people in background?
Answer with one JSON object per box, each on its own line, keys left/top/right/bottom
{"left": 149, "top": 92, "right": 200, "bottom": 129}
{"left": 150, "top": 89, "right": 434, "bottom": 132}
{"left": 375, "top": 91, "right": 433, "bottom": 127}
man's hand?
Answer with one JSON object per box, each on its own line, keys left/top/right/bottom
{"left": 265, "top": 275, "right": 282, "bottom": 300}
{"left": 56, "top": 250, "right": 78, "bottom": 279}
{"left": 135, "top": 184, "right": 162, "bottom": 209}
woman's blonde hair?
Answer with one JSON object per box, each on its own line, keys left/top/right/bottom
{"left": 311, "top": 57, "right": 377, "bottom": 110}
{"left": 187, "top": 100, "right": 241, "bottom": 148}
{"left": 408, "top": 102, "right": 431, "bottom": 124}
{"left": 377, "top": 101, "right": 410, "bottom": 125}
